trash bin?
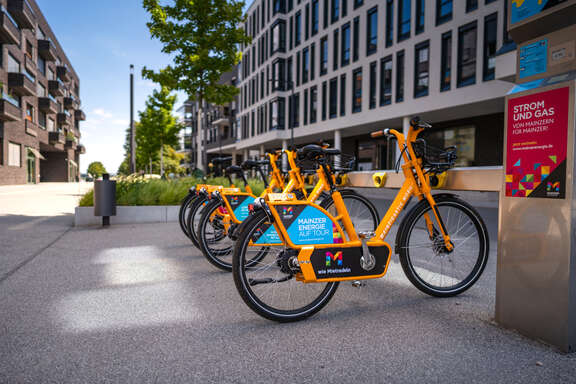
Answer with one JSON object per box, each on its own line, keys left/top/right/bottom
{"left": 94, "top": 173, "right": 116, "bottom": 226}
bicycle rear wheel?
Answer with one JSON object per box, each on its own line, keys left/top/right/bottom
{"left": 398, "top": 195, "right": 489, "bottom": 297}
{"left": 186, "top": 195, "right": 210, "bottom": 248}
{"left": 179, "top": 193, "right": 197, "bottom": 238}
{"left": 232, "top": 210, "right": 339, "bottom": 322}
{"left": 197, "top": 200, "right": 235, "bottom": 271}
{"left": 320, "top": 190, "right": 379, "bottom": 235}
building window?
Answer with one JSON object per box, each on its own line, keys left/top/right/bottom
{"left": 436, "top": 0, "right": 453, "bottom": 25}
{"left": 416, "top": 0, "right": 425, "bottom": 34}
{"left": 270, "top": 97, "right": 286, "bottom": 130}
{"left": 483, "top": 13, "right": 498, "bottom": 81}
{"left": 322, "top": 81, "right": 327, "bottom": 120}
{"left": 324, "top": 0, "right": 329, "bottom": 29}
{"left": 458, "top": 21, "right": 477, "bottom": 88}
{"left": 310, "top": 86, "right": 318, "bottom": 123}
{"left": 38, "top": 112, "right": 47, "bottom": 130}
{"left": 341, "top": 22, "right": 351, "bottom": 67}
{"left": 369, "top": 61, "right": 377, "bottom": 109}
{"left": 353, "top": 16, "right": 360, "bottom": 62}
{"left": 304, "top": 89, "right": 309, "bottom": 125}
{"left": 272, "top": 58, "right": 286, "bottom": 90}
{"left": 37, "top": 56, "right": 46, "bottom": 76}
{"left": 440, "top": 31, "right": 452, "bottom": 91}
{"left": 333, "top": 29, "right": 339, "bottom": 71}
{"left": 289, "top": 93, "right": 300, "bottom": 127}
{"left": 37, "top": 82, "right": 46, "bottom": 97}
{"left": 26, "top": 103, "right": 35, "bottom": 122}
{"left": 329, "top": 77, "right": 338, "bottom": 119}
{"left": 296, "top": 51, "right": 301, "bottom": 86}
{"left": 380, "top": 56, "right": 393, "bottom": 106}
{"left": 305, "top": 4, "right": 310, "bottom": 40}
{"left": 287, "top": 56, "right": 293, "bottom": 88}
{"left": 295, "top": 11, "right": 302, "bottom": 46}
{"left": 312, "top": 0, "right": 319, "bottom": 36}
{"left": 342, "top": 0, "right": 348, "bottom": 17}
{"left": 398, "top": 0, "right": 411, "bottom": 41}
{"left": 386, "top": 0, "right": 394, "bottom": 47}
{"left": 466, "top": 0, "right": 478, "bottom": 12}
{"left": 340, "top": 74, "right": 346, "bottom": 116}
{"left": 302, "top": 47, "right": 310, "bottom": 83}
{"left": 8, "top": 53, "right": 20, "bottom": 73}
{"left": 320, "top": 36, "right": 328, "bottom": 75}
{"left": 8, "top": 142, "right": 21, "bottom": 167}
{"left": 311, "top": 43, "right": 316, "bottom": 81}
{"left": 396, "top": 50, "right": 405, "bottom": 102}
{"left": 331, "top": 0, "right": 340, "bottom": 23}
{"left": 414, "top": 41, "right": 430, "bottom": 98}
{"left": 354, "top": 0, "right": 363, "bottom": 9}
{"left": 273, "top": 0, "right": 286, "bottom": 15}
{"left": 367, "top": 6, "right": 378, "bottom": 56}
{"left": 352, "top": 68, "right": 362, "bottom": 113}
{"left": 271, "top": 20, "right": 286, "bottom": 54}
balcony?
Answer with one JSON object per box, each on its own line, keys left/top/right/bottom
{"left": 74, "top": 109, "right": 86, "bottom": 121}
{"left": 65, "top": 138, "right": 77, "bottom": 150}
{"left": 49, "top": 131, "right": 65, "bottom": 145}
{"left": 48, "top": 80, "right": 64, "bottom": 97}
{"left": 38, "top": 39, "right": 57, "bottom": 61}
{"left": 0, "top": 98, "right": 21, "bottom": 121}
{"left": 8, "top": 72, "right": 35, "bottom": 96}
{"left": 0, "top": 10, "right": 19, "bottom": 45}
{"left": 63, "top": 96, "right": 77, "bottom": 110}
{"left": 57, "top": 65, "right": 70, "bottom": 82}
{"left": 38, "top": 96, "right": 58, "bottom": 114}
{"left": 7, "top": 0, "right": 35, "bottom": 29}
{"left": 76, "top": 144, "right": 86, "bottom": 154}
{"left": 57, "top": 112, "right": 70, "bottom": 126}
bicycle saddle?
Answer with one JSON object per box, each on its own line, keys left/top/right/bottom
{"left": 225, "top": 165, "right": 243, "bottom": 174}
{"left": 212, "top": 156, "right": 233, "bottom": 165}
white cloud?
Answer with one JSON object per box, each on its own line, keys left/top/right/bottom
{"left": 92, "top": 108, "right": 113, "bottom": 118}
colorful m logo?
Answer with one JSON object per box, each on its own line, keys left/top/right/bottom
{"left": 547, "top": 182, "right": 560, "bottom": 192}
{"left": 325, "top": 251, "right": 343, "bottom": 267}
{"left": 283, "top": 207, "right": 294, "bottom": 215}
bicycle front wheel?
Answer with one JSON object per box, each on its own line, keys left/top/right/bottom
{"left": 186, "top": 195, "right": 210, "bottom": 248}
{"left": 233, "top": 210, "right": 339, "bottom": 322}
{"left": 398, "top": 195, "right": 489, "bottom": 297}
{"left": 179, "top": 193, "right": 197, "bottom": 238}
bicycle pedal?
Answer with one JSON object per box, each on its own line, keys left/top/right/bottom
{"left": 351, "top": 280, "right": 366, "bottom": 288}
{"left": 358, "top": 231, "right": 375, "bottom": 239}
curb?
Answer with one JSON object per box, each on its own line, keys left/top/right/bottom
{"left": 74, "top": 206, "right": 180, "bottom": 227}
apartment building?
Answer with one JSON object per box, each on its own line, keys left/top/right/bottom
{"left": 179, "top": 68, "right": 239, "bottom": 171}
{"left": 0, "top": 0, "right": 85, "bottom": 185}
{"left": 231, "top": 0, "right": 514, "bottom": 170}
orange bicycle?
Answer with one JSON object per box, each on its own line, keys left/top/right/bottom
{"left": 232, "top": 117, "right": 489, "bottom": 322}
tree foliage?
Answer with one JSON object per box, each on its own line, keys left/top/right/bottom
{"left": 87, "top": 161, "right": 107, "bottom": 179}
{"left": 141, "top": 0, "right": 250, "bottom": 105}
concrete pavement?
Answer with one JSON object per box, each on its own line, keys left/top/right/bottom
{"left": 1, "top": 199, "right": 575, "bottom": 383}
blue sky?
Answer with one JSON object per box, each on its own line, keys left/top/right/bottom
{"left": 37, "top": 0, "right": 184, "bottom": 173}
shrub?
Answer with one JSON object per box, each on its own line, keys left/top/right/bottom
{"left": 78, "top": 176, "right": 266, "bottom": 207}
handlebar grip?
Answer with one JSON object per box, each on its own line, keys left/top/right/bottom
{"left": 410, "top": 116, "right": 421, "bottom": 127}
{"left": 371, "top": 130, "right": 385, "bottom": 138}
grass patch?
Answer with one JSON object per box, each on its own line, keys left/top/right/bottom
{"left": 78, "top": 176, "right": 266, "bottom": 207}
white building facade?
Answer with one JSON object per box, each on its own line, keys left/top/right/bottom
{"left": 230, "top": 0, "right": 515, "bottom": 170}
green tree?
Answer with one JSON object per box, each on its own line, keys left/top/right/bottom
{"left": 142, "top": 0, "right": 250, "bottom": 171}
{"left": 138, "top": 87, "right": 182, "bottom": 176}
{"left": 87, "top": 161, "right": 107, "bottom": 179}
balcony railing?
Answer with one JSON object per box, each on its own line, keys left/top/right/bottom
{"left": 74, "top": 109, "right": 86, "bottom": 121}
{"left": 65, "top": 137, "right": 77, "bottom": 150}
{"left": 57, "top": 112, "right": 70, "bottom": 126}
{"left": 63, "top": 96, "right": 77, "bottom": 110}
{"left": 49, "top": 131, "right": 65, "bottom": 145}
{"left": 57, "top": 65, "right": 70, "bottom": 82}
{"left": 0, "top": 9, "right": 19, "bottom": 45}
{"left": 76, "top": 144, "right": 86, "bottom": 154}
{"left": 38, "top": 97, "right": 58, "bottom": 114}
{"left": 0, "top": 98, "right": 21, "bottom": 121}
{"left": 48, "top": 80, "right": 64, "bottom": 97}
{"left": 38, "top": 39, "right": 57, "bottom": 61}
{"left": 8, "top": 72, "right": 35, "bottom": 96}
{"left": 7, "top": 0, "right": 35, "bottom": 29}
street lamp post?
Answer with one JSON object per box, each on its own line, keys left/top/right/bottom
{"left": 129, "top": 64, "right": 136, "bottom": 174}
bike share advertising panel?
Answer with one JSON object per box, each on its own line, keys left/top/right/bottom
{"left": 225, "top": 194, "right": 255, "bottom": 221}
{"left": 510, "top": 0, "right": 571, "bottom": 25}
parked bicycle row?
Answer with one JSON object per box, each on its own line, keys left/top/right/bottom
{"left": 178, "top": 117, "right": 490, "bottom": 322}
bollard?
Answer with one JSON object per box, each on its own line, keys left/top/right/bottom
{"left": 94, "top": 173, "right": 116, "bottom": 227}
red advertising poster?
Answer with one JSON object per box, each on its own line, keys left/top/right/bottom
{"left": 506, "top": 86, "right": 570, "bottom": 198}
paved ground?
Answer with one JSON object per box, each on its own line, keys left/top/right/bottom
{"left": 1, "top": 190, "right": 575, "bottom": 383}
{"left": 0, "top": 182, "right": 92, "bottom": 282}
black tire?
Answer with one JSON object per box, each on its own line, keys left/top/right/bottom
{"left": 197, "top": 200, "right": 236, "bottom": 271}
{"left": 397, "top": 195, "right": 489, "bottom": 297}
{"left": 179, "top": 193, "right": 197, "bottom": 238}
{"left": 186, "top": 195, "right": 210, "bottom": 248}
{"left": 232, "top": 210, "right": 339, "bottom": 322}
{"left": 320, "top": 190, "right": 379, "bottom": 234}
